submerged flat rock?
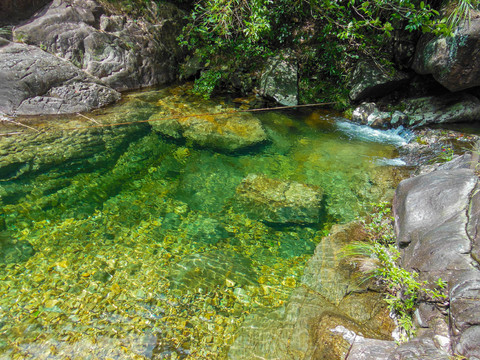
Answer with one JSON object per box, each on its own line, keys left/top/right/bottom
{"left": 151, "top": 111, "right": 268, "bottom": 152}
{"left": 235, "top": 174, "right": 323, "bottom": 224}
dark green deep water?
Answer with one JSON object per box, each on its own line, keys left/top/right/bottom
{"left": 0, "top": 85, "right": 407, "bottom": 359}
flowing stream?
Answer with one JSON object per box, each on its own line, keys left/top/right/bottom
{"left": 0, "top": 84, "right": 411, "bottom": 359}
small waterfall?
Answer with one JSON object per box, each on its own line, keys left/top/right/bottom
{"left": 335, "top": 120, "right": 415, "bottom": 146}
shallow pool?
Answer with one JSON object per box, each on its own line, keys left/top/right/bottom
{"left": 0, "top": 84, "right": 408, "bottom": 359}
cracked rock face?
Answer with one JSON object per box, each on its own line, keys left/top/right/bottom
{"left": 235, "top": 174, "right": 323, "bottom": 224}
{"left": 0, "top": 42, "right": 120, "bottom": 116}
{"left": 13, "top": 0, "right": 186, "bottom": 91}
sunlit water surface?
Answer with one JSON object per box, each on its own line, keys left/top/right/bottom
{"left": 0, "top": 85, "right": 409, "bottom": 359}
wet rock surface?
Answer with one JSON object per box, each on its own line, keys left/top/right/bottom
{"left": 151, "top": 111, "right": 268, "bottom": 152}
{"left": 235, "top": 174, "right": 324, "bottom": 224}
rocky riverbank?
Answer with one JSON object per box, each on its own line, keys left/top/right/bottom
{"left": 0, "top": 0, "right": 185, "bottom": 116}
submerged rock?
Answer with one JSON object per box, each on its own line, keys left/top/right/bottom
{"left": 349, "top": 61, "right": 410, "bottom": 102}
{"left": 229, "top": 222, "right": 394, "bottom": 360}
{"left": 167, "top": 250, "right": 258, "bottom": 291}
{"left": 0, "top": 120, "right": 149, "bottom": 181}
{"left": 0, "top": 42, "right": 120, "bottom": 116}
{"left": 151, "top": 111, "right": 268, "bottom": 152}
{"left": 183, "top": 215, "right": 229, "bottom": 245}
{"left": 0, "top": 233, "right": 35, "bottom": 265}
{"left": 235, "top": 174, "right": 323, "bottom": 224}
{"left": 301, "top": 222, "right": 366, "bottom": 305}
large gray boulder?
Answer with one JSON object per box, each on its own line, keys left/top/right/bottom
{"left": 0, "top": 42, "right": 120, "bottom": 116}
{"left": 349, "top": 61, "right": 410, "bottom": 102}
{"left": 259, "top": 51, "right": 298, "bottom": 106}
{"left": 235, "top": 174, "right": 323, "bottom": 224}
{"left": 13, "top": 0, "right": 185, "bottom": 91}
{"left": 392, "top": 155, "right": 480, "bottom": 359}
{"left": 412, "top": 17, "right": 480, "bottom": 92}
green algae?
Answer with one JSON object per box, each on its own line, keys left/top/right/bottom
{"left": 0, "top": 85, "right": 405, "bottom": 359}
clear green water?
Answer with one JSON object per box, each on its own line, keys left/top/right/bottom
{"left": 0, "top": 85, "right": 405, "bottom": 359}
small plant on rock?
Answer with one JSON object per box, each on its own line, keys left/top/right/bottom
{"left": 344, "top": 202, "right": 448, "bottom": 341}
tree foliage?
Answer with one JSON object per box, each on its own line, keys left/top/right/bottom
{"left": 177, "top": 0, "right": 479, "bottom": 99}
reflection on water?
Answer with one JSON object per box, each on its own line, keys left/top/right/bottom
{"left": 0, "top": 85, "right": 408, "bottom": 359}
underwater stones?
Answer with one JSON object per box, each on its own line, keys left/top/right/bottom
{"left": 228, "top": 286, "right": 393, "bottom": 360}
{"left": 235, "top": 174, "right": 323, "bottom": 224}
{"left": 151, "top": 111, "right": 268, "bottom": 152}
{"left": 167, "top": 250, "right": 257, "bottom": 291}
{"left": 0, "top": 233, "right": 35, "bottom": 265}
{"left": 0, "top": 123, "right": 148, "bottom": 181}
{"left": 183, "top": 215, "right": 228, "bottom": 245}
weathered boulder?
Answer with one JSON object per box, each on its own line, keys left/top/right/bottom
{"left": 0, "top": 0, "right": 50, "bottom": 25}
{"left": 412, "top": 17, "right": 480, "bottom": 92}
{"left": 392, "top": 155, "right": 480, "bottom": 360}
{"left": 235, "top": 174, "right": 323, "bottom": 224}
{"left": 393, "top": 167, "right": 476, "bottom": 248}
{"left": 346, "top": 337, "right": 396, "bottom": 360}
{"left": 259, "top": 51, "right": 298, "bottom": 106}
{"left": 402, "top": 93, "right": 480, "bottom": 127}
{"left": 151, "top": 112, "right": 268, "bottom": 152}
{"left": 353, "top": 93, "right": 480, "bottom": 128}
{"left": 388, "top": 336, "right": 451, "bottom": 360}
{"left": 0, "top": 42, "right": 120, "bottom": 116}
{"left": 349, "top": 61, "right": 410, "bottom": 102}
{"left": 13, "top": 0, "right": 185, "bottom": 91}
